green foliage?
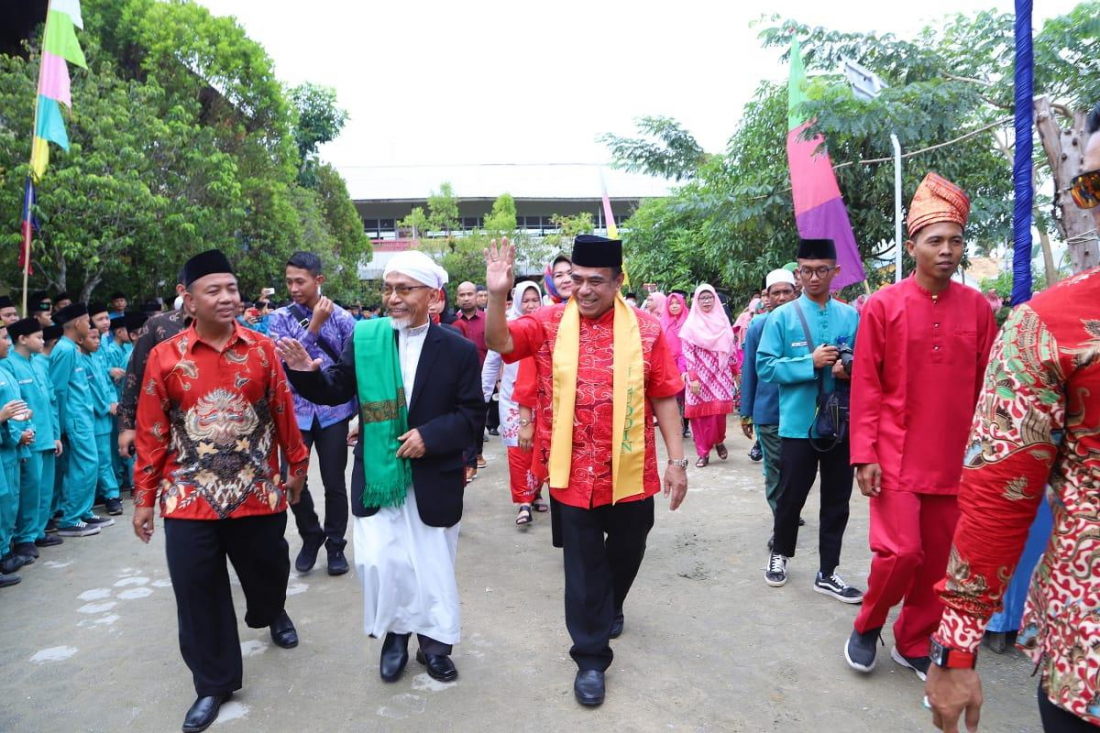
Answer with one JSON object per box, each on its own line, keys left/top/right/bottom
{"left": 0, "top": 0, "right": 365, "bottom": 305}
{"left": 427, "top": 182, "right": 460, "bottom": 244}
{"left": 483, "top": 193, "right": 517, "bottom": 235}
{"left": 597, "top": 117, "right": 710, "bottom": 181}
{"left": 399, "top": 207, "right": 430, "bottom": 239}
{"left": 291, "top": 83, "right": 348, "bottom": 187}
{"left": 612, "top": 4, "right": 1100, "bottom": 302}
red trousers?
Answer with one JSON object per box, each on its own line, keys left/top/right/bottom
{"left": 507, "top": 447, "right": 538, "bottom": 504}
{"left": 690, "top": 414, "right": 727, "bottom": 457}
{"left": 853, "top": 490, "right": 959, "bottom": 657}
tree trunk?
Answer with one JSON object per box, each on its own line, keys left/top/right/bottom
{"left": 1035, "top": 97, "right": 1098, "bottom": 274}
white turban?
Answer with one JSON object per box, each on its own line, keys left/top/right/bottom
{"left": 383, "top": 250, "right": 449, "bottom": 289}
{"left": 765, "top": 268, "right": 797, "bottom": 289}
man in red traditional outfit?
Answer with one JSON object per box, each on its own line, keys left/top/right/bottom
{"left": 484, "top": 235, "right": 688, "bottom": 708}
{"left": 132, "top": 250, "right": 309, "bottom": 733}
{"left": 844, "top": 173, "right": 997, "bottom": 681}
{"left": 926, "top": 102, "right": 1100, "bottom": 733}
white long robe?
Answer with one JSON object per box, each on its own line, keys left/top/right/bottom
{"left": 352, "top": 322, "right": 461, "bottom": 643}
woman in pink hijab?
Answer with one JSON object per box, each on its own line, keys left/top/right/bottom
{"left": 661, "top": 292, "right": 690, "bottom": 436}
{"left": 679, "top": 284, "right": 736, "bottom": 467}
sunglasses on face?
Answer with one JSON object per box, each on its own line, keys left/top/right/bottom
{"left": 1071, "top": 169, "right": 1100, "bottom": 210}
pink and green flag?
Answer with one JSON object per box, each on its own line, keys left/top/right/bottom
{"left": 787, "top": 38, "right": 865, "bottom": 289}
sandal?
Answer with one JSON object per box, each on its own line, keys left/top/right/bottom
{"left": 716, "top": 443, "right": 728, "bottom": 460}
{"left": 532, "top": 499, "right": 549, "bottom": 513}
{"left": 515, "top": 505, "right": 532, "bottom": 526}
{"left": 695, "top": 456, "right": 709, "bottom": 468}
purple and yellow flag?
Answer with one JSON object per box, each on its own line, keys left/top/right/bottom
{"left": 787, "top": 39, "right": 865, "bottom": 290}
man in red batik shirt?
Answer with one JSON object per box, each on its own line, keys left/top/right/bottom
{"left": 926, "top": 102, "right": 1100, "bottom": 733}
{"left": 132, "top": 249, "right": 308, "bottom": 733}
{"left": 484, "top": 235, "right": 688, "bottom": 708}
{"left": 844, "top": 172, "right": 997, "bottom": 681}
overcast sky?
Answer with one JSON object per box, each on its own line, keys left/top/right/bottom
{"left": 196, "top": 0, "right": 1078, "bottom": 174}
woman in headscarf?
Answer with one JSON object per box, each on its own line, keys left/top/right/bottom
{"left": 481, "top": 281, "right": 545, "bottom": 526}
{"left": 679, "top": 284, "right": 737, "bottom": 467}
{"left": 662, "top": 292, "right": 690, "bottom": 437}
{"left": 643, "top": 291, "right": 666, "bottom": 317}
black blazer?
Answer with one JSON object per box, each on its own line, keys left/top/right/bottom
{"left": 286, "top": 322, "right": 484, "bottom": 527}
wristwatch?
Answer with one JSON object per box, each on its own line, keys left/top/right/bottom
{"left": 518, "top": 418, "right": 532, "bottom": 427}
{"left": 929, "top": 637, "right": 978, "bottom": 669}
{"left": 667, "top": 458, "right": 689, "bottom": 468}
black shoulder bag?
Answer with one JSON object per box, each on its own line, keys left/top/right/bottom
{"left": 791, "top": 301, "right": 849, "bottom": 453}
{"left": 289, "top": 304, "right": 342, "bottom": 364}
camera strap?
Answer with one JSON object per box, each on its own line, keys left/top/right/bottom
{"left": 791, "top": 301, "right": 826, "bottom": 398}
{"left": 289, "top": 304, "right": 342, "bottom": 364}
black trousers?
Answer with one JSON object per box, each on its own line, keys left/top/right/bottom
{"left": 485, "top": 391, "right": 500, "bottom": 431}
{"left": 164, "top": 513, "right": 290, "bottom": 697}
{"left": 289, "top": 417, "right": 350, "bottom": 552}
{"left": 772, "top": 437, "right": 853, "bottom": 577}
{"left": 559, "top": 497, "right": 655, "bottom": 672}
{"left": 1039, "top": 685, "right": 1095, "bottom": 732}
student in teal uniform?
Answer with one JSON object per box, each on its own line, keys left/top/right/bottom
{"left": 82, "top": 327, "right": 122, "bottom": 516}
{"left": 0, "top": 321, "right": 35, "bottom": 575}
{"left": 3, "top": 318, "right": 63, "bottom": 562}
{"left": 757, "top": 237, "right": 863, "bottom": 603}
{"left": 49, "top": 303, "right": 112, "bottom": 537}
{"left": 39, "top": 323, "right": 65, "bottom": 531}
{"left": 104, "top": 316, "right": 134, "bottom": 493}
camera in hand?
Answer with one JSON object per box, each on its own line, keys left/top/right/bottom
{"left": 837, "top": 344, "right": 855, "bottom": 375}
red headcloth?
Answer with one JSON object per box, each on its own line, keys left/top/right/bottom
{"left": 906, "top": 172, "right": 970, "bottom": 238}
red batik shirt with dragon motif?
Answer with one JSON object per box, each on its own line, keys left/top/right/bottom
{"left": 502, "top": 303, "right": 684, "bottom": 509}
{"left": 933, "top": 267, "right": 1100, "bottom": 725}
{"left": 134, "top": 322, "right": 309, "bottom": 520}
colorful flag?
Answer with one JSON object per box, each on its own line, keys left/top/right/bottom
{"left": 600, "top": 175, "right": 629, "bottom": 284}
{"left": 787, "top": 38, "right": 866, "bottom": 290}
{"left": 20, "top": 177, "right": 37, "bottom": 275}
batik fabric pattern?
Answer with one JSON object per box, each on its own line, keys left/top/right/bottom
{"left": 134, "top": 323, "right": 308, "bottom": 520}
{"left": 933, "top": 267, "right": 1100, "bottom": 725}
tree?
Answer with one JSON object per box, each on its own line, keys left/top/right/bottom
{"left": 427, "top": 182, "right": 460, "bottom": 248}
{"left": 483, "top": 193, "right": 517, "bottom": 235}
{"left": 399, "top": 207, "right": 430, "bottom": 239}
{"left": 597, "top": 117, "right": 710, "bottom": 181}
{"left": 291, "top": 83, "right": 348, "bottom": 187}
{"left": 610, "top": 5, "right": 1098, "bottom": 300}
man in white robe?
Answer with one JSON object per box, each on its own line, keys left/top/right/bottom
{"left": 277, "top": 252, "right": 484, "bottom": 683}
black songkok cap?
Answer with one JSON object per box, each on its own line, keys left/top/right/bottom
{"left": 0, "top": 296, "right": 13, "bottom": 310}
{"left": 30, "top": 299, "right": 51, "bottom": 313}
{"left": 124, "top": 313, "right": 148, "bottom": 332}
{"left": 110, "top": 291, "right": 126, "bottom": 300}
{"left": 571, "top": 234, "right": 622, "bottom": 269}
{"left": 52, "top": 292, "right": 70, "bottom": 302}
{"left": 55, "top": 302, "right": 88, "bottom": 325}
{"left": 797, "top": 238, "right": 837, "bottom": 260}
{"left": 8, "top": 317, "right": 42, "bottom": 340}
{"left": 88, "top": 302, "right": 108, "bottom": 317}
{"left": 182, "top": 249, "right": 235, "bottom": 288}
{"left": 43, "top": 324, "right": 63, "bottom": 341}
{"left": 109, "top": 315, "right": 130, "bottom": 332}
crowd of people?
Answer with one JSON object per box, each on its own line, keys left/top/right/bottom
{"left": 4, "top": 108, "right": 1099, "bottom": 733}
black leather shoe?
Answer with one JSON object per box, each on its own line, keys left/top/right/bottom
{"left": 0, "top": 553, "right": 26, "bottom": 574}
{"left": 182, "top": 693, "right": 231, "bottom": 733}
{"left": 610, "top": 610, "right": 625, "bottom": 639}
{"left": 574, "top": 670, "right": 605, "bottom": 706}
{"left": 269, "top": 611, "right": 298, "bottom": 649}
{"left": 295, "top": 535, "right": 323, "bottom": 573}
{"left": 415, "top": 649, "right": 458, "bottom": 682}
{"left": 380, "top": 633, "right": 410, "bottom": 682}
{"left": 327, "top": 549, "right": 349, "bottom": 576}
{"left": 35, "top": 535, "right": 63, "bottom": 548}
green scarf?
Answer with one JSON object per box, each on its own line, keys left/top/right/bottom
{"left": 354, "top": 318, "right": 413, "bottom": 508}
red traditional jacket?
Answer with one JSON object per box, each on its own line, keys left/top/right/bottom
{"left": 503, "top": 303, "right": 683, "bottom": 509}
{"left": 933, "top": 267, "right": 1100, "bottom": 724}
{"left": 850, "top": 277, "right": 997, "bottom": 493}
{"left": 134, "top": 323, "right": 309, "bottom": 520}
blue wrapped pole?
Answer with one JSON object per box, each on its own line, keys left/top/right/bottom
{"left": 1011, "top": 0, "right": 1034, "bottom": 306}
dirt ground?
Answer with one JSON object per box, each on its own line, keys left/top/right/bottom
{"left": 0, "top": 420, "right": 1044, "bottom": 732}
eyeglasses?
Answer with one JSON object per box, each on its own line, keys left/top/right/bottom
{"left": 697, "top": 294, "right": 715, "bottom": 301}
{"left": 799, "top": 266, "right": 836, "bottom": 279}
{"left": 1070, "top": 169, "right": 1100, "bottom": 210}
{"left": 382, "top": 285, "right": 432, "bottom": 298}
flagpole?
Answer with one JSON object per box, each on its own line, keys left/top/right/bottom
{"left": 23, "top": 2, "right": 53, "bottom": 317}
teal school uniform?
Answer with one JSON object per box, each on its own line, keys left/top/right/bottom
{"left": 48, "top": 337, "right": 98, "bottom": 527}
{"left": 3, "top": 351, "right": 59, "bottom": 543}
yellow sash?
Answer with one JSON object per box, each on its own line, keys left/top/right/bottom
{"left": 549, "top": 295, "right": 646, "bottom": 503}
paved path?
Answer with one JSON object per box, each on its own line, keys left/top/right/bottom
{"left": 0, "top": 423, "right": 1042, "bottom": 732}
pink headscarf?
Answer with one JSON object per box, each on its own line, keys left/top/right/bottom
{"left": 645, "top": 291, "right": 666, "bottom": 317}
{"left": 679, "top": 284, "right": 735, "bottom": 361}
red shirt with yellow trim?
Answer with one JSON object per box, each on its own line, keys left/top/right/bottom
{"left": 933, "top": 268, "right": 1100, "bottom": 725}
{"left": 134, "top": 322, "right": 309, "bottom": 520}
{"left": 503, "top": 303, "right": 683, "bottom": 509}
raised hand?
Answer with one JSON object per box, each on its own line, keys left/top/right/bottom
{"left": 484, "top": 238, "right": 515, "bottom": 298}
{"left": 275, "top": 337, "right": 322, "bottom": 372}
